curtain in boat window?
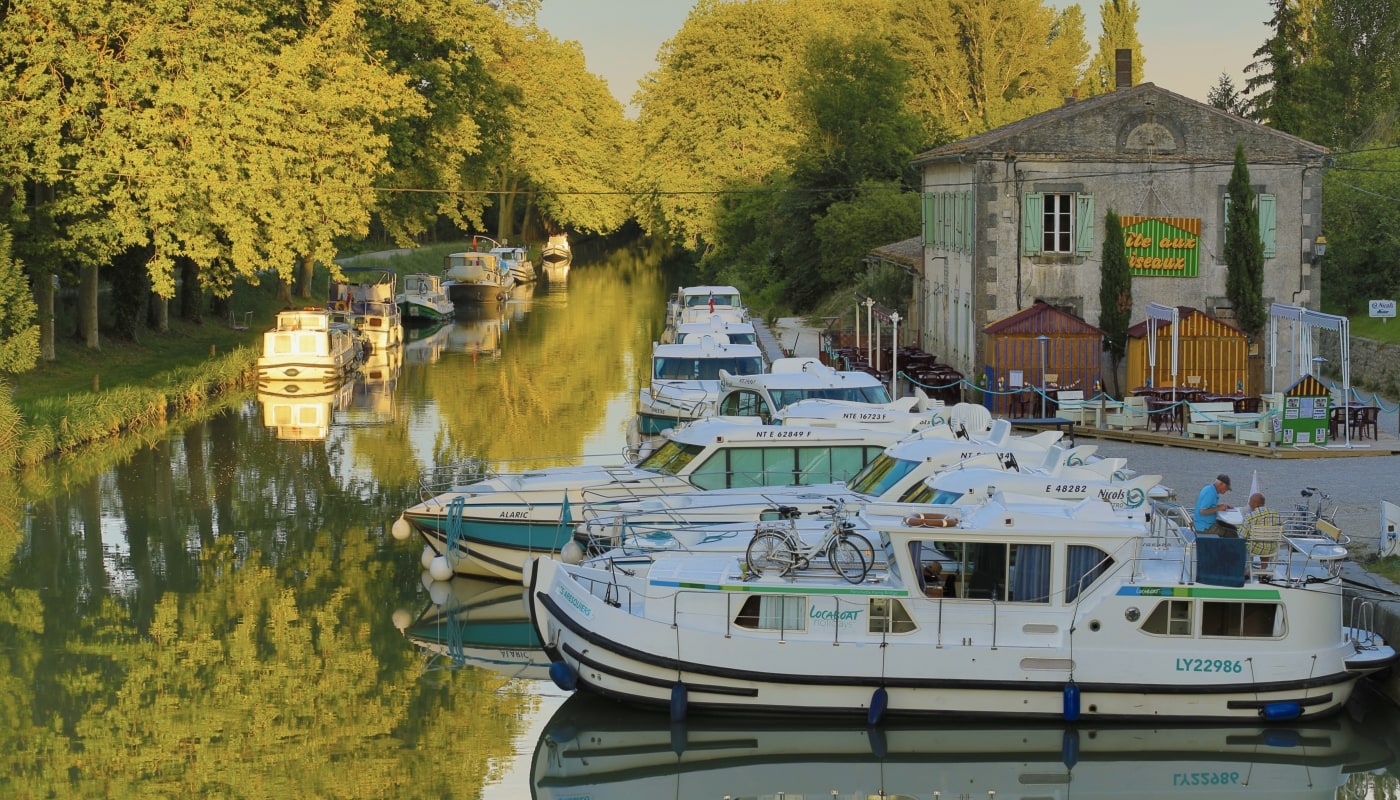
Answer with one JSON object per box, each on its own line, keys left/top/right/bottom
{"left": 758, "top": 596, "right": 805, "bottom": 629}
{"left": 1010, "top": 543, "right": 1051, "bottom": 603}
{"left": 1066, "top": 545, "right": 1113, "bottom": 603}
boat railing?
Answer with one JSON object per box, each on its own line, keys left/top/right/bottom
{"left": 416, "top": 459, "right": 497, "bottom": 500}
{"left": 1349, "top": 596, "right": 1379, "bottom": 649}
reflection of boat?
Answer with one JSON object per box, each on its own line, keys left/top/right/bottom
{"left": 541, "top": 234, "right": 571, "bottom": 283}
{"left": 256, "top": 379, "right": 354, "bottom": 440}
{"left": 533, "top": 692, "right": 1396, "bottom": 800}
{"left": 349, "top": 343, "right": 402, "bottom": 417}
{"left": 444, "top": 250, "right": 515, "bottom": 303}
{"left": 328, "top": 266, "right": 404, "bottom": 352}
{"left": 476, "top": 236, "right": 537, "bottom": 285}
{"left": 397, "top": 574, "right": 549, "bottom": 681}
{"left": 447, "top": 302, "right": 504, "bottom": 358}
{"left": 398, "top": 419, "right": 907, "bottom": 582}
{"left": 255, "top": 307, "right": 366, "bottom": 384}
{"left": 403, "top": 319, "right": 452, "bottom": 366}
{"left": 530, "top": 492, "right": 1396, "bottom": 721}
{"left": 396, "top": 272, "right": 455, "bottom": 325}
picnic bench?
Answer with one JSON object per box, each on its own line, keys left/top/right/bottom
{"left": 1184, "top": 401, "right": 1251, "bottom": 441}
{"left": 1053, "top": 390, "right": 1090, "bottom": 425}
{"left": 1103, "top": 395, "right": 1149, "bottom": 430}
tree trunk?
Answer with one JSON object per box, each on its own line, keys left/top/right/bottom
{"left": 296, "top": 254, "right": 314, "bottom": 301}
{"left": 35, "top": 268, "right": 55, "bottom": 361}
{"left": 496, "top": 174, "right": 516, "bottom": 243}
{"left": 78, "top": 262, "right": 99, "bottom": 349}
{"left": 148, "top": 291, "right": 168, "bottom": 333}
{"left": 179, "top": 258, "right": 203, "bottom": 322}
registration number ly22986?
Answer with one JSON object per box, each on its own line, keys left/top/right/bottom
{"left": 1174, "top": 658, "right": 1243, "bottom": 673}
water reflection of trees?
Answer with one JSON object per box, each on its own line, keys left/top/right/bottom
{"left": 0, "top": 244, "right": 680, "bottom": 795}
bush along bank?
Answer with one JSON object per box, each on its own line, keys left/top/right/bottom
{"left": 1, "top": 347, "right": 258, "bottom": 469}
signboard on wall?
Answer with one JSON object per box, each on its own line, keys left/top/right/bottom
{"left": 1120, "top": 216, "right": 1201, "bottom": 278}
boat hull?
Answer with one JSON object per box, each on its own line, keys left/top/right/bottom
{"left": 528, "top": 556, "right": 1380, "bottom": 722}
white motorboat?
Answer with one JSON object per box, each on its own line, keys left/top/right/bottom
{"left": 541, "top": 233, "right": 571, "bottom": 282}
{"left": 444, "top": 250, "right": 515, "bottom": 303}
{"left": 478, "top": 236, "right": 536, "bottom": 284}
{"left": 394, "top": 418, "right": 910, "bottom": 582}
{"left": 396, "top": 272, "right": 455, "bottom": 325}
{"left": 530, "top": 496, "right": 1397, "bottom": 722}
{"left": 665, "top": 285, "right": 747, "bottom": 331}
{"left": 255, "top": 307, "right": 367, "bottom": 386}
{"left": 328, "top": 266, "right": 404, "bottom": 352}
{"left": 660, "top": 314, "right": 758, "bottom": 346}
{"left": 634, "top": 334, "right": 767, "bottom": 436}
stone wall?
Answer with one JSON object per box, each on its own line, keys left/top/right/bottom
{"left": 1318, "top": 336, "right": 1400, "bottom": 397}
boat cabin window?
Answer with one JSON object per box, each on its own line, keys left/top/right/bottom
{"left": 1141, "top": 599, "right": 1193, "bottom": 636}
{"left": 637, "top": 440, "right": 703, "bottom": 475}
{"left": 686, "top": 444, "right": 885, "bottom": 490}
{"left": 868, "top": 598, "right": 917, "bottom": 634}
{"left": 717, "top": 390, "right": 772, "bottom": 421}
{"left": 1064, "top": 545, "right": 1114, "bottom": 603}
{"left": 916, "top": 540, "right": 1052, "bottom": 603}
{"left": 1201, "top": 602, "right": 1284, "bottom": 638}
{"left": 846, "top": 455, "right": 920, "bottom": 497}
{"left": 769, "top": 385, "right": 892, "bottom": 410}
{"left": 653, "top": 355, "right": 766, "bottom": 380}
{"left": 734, "top": 595, "right": 806, "bottom": 631}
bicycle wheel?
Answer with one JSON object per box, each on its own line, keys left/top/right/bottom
{"left": 747, "top": 531, "right": 796, "bottom": 577}
{"left": 829, "top": 533, "right": 871, "bottom": 584}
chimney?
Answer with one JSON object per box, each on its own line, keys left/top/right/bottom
{"left": 1115, "top": 49, "right": 1133, "bottom": 90}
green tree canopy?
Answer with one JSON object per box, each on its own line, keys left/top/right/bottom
{"left": 1080, "top": 0, "right": 1145, "bottom": 97}
{"left": 1225, "top": 143, "right": 1267, "bottom": 335}
{"left": 1098, "top": 210, "right": 1131, "bottom": 396}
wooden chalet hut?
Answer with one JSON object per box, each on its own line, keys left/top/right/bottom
{"left": 1126, "top": 307, "right": 1250, "bottom": 395}
{"left": 982, "top": 302, "right": 1104, "bottom": 416}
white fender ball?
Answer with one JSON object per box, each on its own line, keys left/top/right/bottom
{"left": 429, "top": 555, "right": 454, "bottom": 582}
{"left": 421, "top": 546, "right": 435, "bottom": 570}
{"left": 391, "top": 516, "right": 412, "bottom": 541}
{"left": 428, "top": 580, "right": 451, "bottom": 606}
{"left": 391, "top": 609, "right": 412, "bottom": 630}
{"left": 561, "top": 540, "right": 585, "bottom": 565}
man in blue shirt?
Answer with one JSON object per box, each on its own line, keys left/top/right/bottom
{"left": 1193, "top": 474, "right": 1233, "bottom": 536}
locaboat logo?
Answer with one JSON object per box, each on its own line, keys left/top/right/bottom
{"left": 810, "top": 607, "right": 862, "bottom": 624}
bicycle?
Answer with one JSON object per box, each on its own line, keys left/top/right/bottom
{"left": 744, "top": 498, "right": 874, "bottom": 584}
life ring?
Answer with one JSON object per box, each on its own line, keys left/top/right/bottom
{"left": 905, "top": 513, "right": 956, "bottom": 528}
{"left": 332, "top": 301, "right": 347, "bottom": 312}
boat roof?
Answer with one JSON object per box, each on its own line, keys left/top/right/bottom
{"left": 489, "top": 246, "right": 528, "bottom": 260}
{"left": 678, "top": 285, "right": 741, "bottom": 298}
{"left": 673, "top": 318, "right": 757, "bottom": 335}
{"left": 652, "top": 336, "right": 763, "bottom": 358}
{"left": 334, "top": 266, "right": 396, "bottom": 283}
{"left": 924, "top": 468, "right": 1162, "bottom": 508}
{"left": 720, "top": 359, "right": 882, "bottom": 390}
{"left": 445, "top": 251, "right": 499, "bottom": 265}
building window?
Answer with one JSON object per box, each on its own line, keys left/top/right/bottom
{"left": 1043, "top": 193, "right": 1073, "bottom": 253}
{"left": 1022, "top": 193, "right": 1094, "bottom": 256}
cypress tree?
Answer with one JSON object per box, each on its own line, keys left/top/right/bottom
{"left": 1225, "top": 143, "right": 1267, "bottom": 336}
{"left": 1098, "top": 210, "right": 1132, "bottom": 396}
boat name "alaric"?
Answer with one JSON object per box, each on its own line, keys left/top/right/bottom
{"left": 499, "top": 511, "right": 531, "bottom": 519}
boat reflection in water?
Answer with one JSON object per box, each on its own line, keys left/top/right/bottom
{"left": 533, "top": 692, "right": 1396, "bottom": 800}
{"left": 256, "top": 379, "right": 355, "bottom": 441}
{"left": 449, "top": 301, "right": 505, "bottom": 358}
{"left": 395, "top": 574, "right": 549, "bottom": 682}
{"left": 347, "top": 343, "right": 402, "bottom": 419}
{"left": 403, "top": 319, "right": 452, "bottom": 366}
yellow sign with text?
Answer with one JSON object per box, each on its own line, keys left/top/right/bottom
{"left": 1121, "top": 216, "right": 1201, "bottom": 277}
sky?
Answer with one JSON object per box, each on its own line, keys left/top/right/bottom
{"left": 535, "top": 1, "right": 1273, "bottom": 115}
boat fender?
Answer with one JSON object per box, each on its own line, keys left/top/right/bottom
{"left": 1061, "top": 728, "right": 1080, "bottom": 768}
{"left": 1261, "top": 701, "right": 1302, "bottom": 722}
{"left": 1062, "top": 681, "right": 1081, "bottom": 721}
{"left": 428, "top": 555, "right": 454, "bottom": 582}
{"left": 391, "top": 515, "right": 412, "bottom": 541}
{"left": 1264, "top": 728, "right": 1301, "bottom": 748}
{"left": 867, "top": 686, "right": 889, "bottom": 727}
{"left": 670, "top": 683, "right": 688, "bottom": 723}
{"left": 905, "top": 513, "right": 955, "bottom": 528}
{"left": 548, "top": 660, "right": 578, "bottom": 692}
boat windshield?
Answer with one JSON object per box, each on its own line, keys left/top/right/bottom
{"left": 769, "top": 385, "right": 891, "bottom": 409}
{"left": 929, "top": 490, "right": 963, "bottom": 505}
{"left": 653, "top": 356, "right": 766, "bottom": 380}
{"left": 901, "top": 482, "right": 935, "bottom": 503}
{"left": 636, "top": 440, "right": 705, "bottom": 476}
{"left": 846, "top": 454, "right": 919, "bottom": 496}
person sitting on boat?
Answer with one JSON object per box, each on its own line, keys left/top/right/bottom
{"left": 1193, "top": 474, "right": 1234, "bottom": 537}
{"left": 922, "top": 562, "right": 944, "bottom": 598}
{"left": 1240, "top": 492, "right": 1283, "bottom": 567}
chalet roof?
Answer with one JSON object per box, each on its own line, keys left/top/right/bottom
{"left": 1283, "top": 374, "right": 1330, "bottom": 397}
{"left": 913, "top": 83, "right": 1327, "bottom": 165}
{"left": 1126, "top": 307, "right": 1245, "bottom": 339}
{"left": 983, "top": 301, "right": 1104, "bottom": 336}
{"left": 867, "top": 237, "right": 923, "bottom": 268}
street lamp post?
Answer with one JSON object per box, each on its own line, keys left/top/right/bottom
{"left": 864, "top": 297, "right": 876, "bottom": 369}
{"left": 891, "top": 312, "right": 901, "bottom": 400}
{"left": 1037, "top": 334, "right": 1050, "bottom": 417}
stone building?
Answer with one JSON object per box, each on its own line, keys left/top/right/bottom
{"left": 908, "top": 80, "right": 1328, "bottom": 386}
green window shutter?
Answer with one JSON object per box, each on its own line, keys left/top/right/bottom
{"left": 942, "top": 192, "right": 954, "bottom": 248}
{"left": 953, "top": 191, "right": 965, "bottom": 252}
{"left": 1022, "top": 193, "right": 1043, "bottom": 255}
{"left": 962, "top": 191, "right": 973, "bottom": 253}
{"left": 1075, "top": 194, "right": 1095, "bottom": 254}
{"left": 922, "top": 193, "right": 934, "bottom": 246}
{"left": 1259, "top": 193, "right": 1277, "bottom": 258}
{"left": 933, "top": 193, "right": 944, "bottom": 248}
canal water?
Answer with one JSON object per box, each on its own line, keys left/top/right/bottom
{"left": 10, "top": 239, "right": 1400, "bottom": 799}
